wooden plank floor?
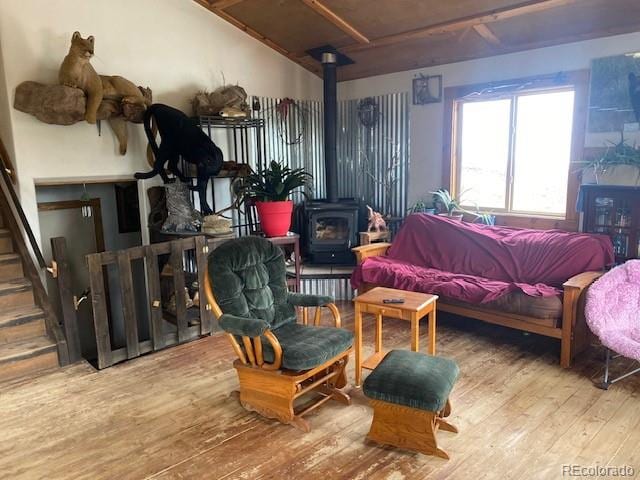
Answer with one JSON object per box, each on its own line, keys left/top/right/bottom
{"left": 1, "top": 302, "right": 639, "bottom": 479}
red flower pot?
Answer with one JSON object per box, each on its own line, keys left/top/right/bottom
{"left": 255, "top": 200, "right": 293, "bottom": 237}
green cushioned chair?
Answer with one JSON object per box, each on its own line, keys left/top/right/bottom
{"left": 204, "top": 236, "right": 353, "bottom": 432}
{"left": 363, "top": 350, "right": 459, "bottom": 459}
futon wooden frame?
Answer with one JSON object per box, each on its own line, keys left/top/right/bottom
{"left": 353, "top": 243, "right": 602, "bottom": 368}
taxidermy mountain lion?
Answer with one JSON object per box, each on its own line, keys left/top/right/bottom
{"left": 58, "top": 31, "right": 150, "bottom": 153}
{"left": 58, "top": 32, "right": 102, "bottom": 124}
{"left": 134, "top": 104, "right": 223, "bottom": 214}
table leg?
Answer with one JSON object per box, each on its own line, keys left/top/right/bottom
{"left": 428, "top": 307, "right": 436, "bottom": 355}
{"left": 355, "top": 302, "right": 363, "bottom": 387}
{"left": 293, "top": 238, "right": 301, "bottom": 292}
{"left": 411, "top": 312, "right": 419, "bottom": 352}
{"left": 375, "top": 313, "right": 383, "bottom": 354}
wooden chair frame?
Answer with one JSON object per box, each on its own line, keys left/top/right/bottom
{"left": 353, "top": 242, "right": 602, "bottom": 368}
{"left": 204, "top": 269, "right": 351, "bottom": 432}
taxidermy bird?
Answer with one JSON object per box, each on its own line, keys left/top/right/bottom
{"left": 134, "top": 104, "right": 223, "bottom": 214}
{"left": 629, "top": 73, "right": 640, "bottom": 123}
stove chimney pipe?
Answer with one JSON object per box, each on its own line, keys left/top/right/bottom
{"left": 322, "top": 52, "right": 338, "bottom": 204}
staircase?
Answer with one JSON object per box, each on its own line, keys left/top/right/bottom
{"left": 0, "top": 210, "right": 59, "bottom": 383}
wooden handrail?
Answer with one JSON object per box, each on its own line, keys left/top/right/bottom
{"left": 0, "top": 136, "right": 46, "bottom": 268}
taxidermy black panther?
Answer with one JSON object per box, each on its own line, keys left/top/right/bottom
{"left": 629, "top": 73, "right": 640, "bottom": 123}
{"left": 134, "top": 103, "right": 223, "bottom": 214}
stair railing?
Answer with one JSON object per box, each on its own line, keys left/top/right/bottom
{"left": 0, "top": 136, "right": 47, "bottom": 269}
{"left": 0, "top": 135, "right": 70, "bottom": 364}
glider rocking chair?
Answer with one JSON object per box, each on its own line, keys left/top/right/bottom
{"left": 204, "top": 236, "right": 353, "bottom": 432}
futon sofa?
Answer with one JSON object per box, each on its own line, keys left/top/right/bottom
{"left": 351, "top": 214, "right": 614, "bottom": 368}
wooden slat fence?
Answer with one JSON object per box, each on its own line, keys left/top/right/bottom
{"left": 86, "top": 236, "right": 216, "bottom": 369}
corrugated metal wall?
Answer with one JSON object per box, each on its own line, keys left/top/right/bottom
{"left": 338, "top": 92, "right": 411, "bottom": 219}
{"left": 255, "top": 97, "right": 324, "bottom": 203}
{"left": 256, "top": 93, "right": 410, "bottom": 299}
{"left": 256, "top": 93, "right": 410, "bottom": 214}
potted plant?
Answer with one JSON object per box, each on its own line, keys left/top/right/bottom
{"left": 407, "top": 198, "right": 436, "bottom": 215}
{"left": 240, "top": 160, "right": 311, "bottom": 237}
{"left": 580, "top": 133, "right": 640, "bottom": 185}
{"left": 431, "top": 189, "right": 464, "bottom": 221}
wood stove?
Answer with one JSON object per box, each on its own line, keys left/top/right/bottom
{"left": 305, "top": 200, "right": 358, "bottom": 264}
{"left": 302, "top": 47, "right": 359, "bottom": 264}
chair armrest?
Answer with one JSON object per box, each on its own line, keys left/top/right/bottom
{"left": 562, "top": 271, "right": 604, "bottom": 291}
{"left": 219, "top": 313, "right": 269, "bottom": 338}
{"left": 351, "top": 242, "right": 392, "bottom": 264}
{"left": 559, "top": 271, "right": 604, "bottom": 368}
{"left": 288, "top": 292, "right": 334, "bottom": 307}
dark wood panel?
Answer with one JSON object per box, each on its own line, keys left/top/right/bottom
{"left": 195, "top": 0, "right": 640, "bottom": 81}
{"left": 117, "top": 251, "right": 140, "bottom": 359}
{"left": 50, "top": 237, "right": 81, "bottom": 363}
{"left": 86, "top": 254, "right": 112, "bottom": 369}
{"left": 225, "top": 0, "right": 352, "bottom": 53}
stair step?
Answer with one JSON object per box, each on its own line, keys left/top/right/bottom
{"left": 0, "top": 336, "right": 58, "bottom": 383}
{"left": 0, "top": 229, "right": 13, "bottom": 254}
{"left": 0, "top": 253, "right": 23, "bottom": 280}
{"left": 0, "top": 278, "right": 34, "bottom": 309}
{"left": 0, "top": 306, "right": 46, "bottom": 343}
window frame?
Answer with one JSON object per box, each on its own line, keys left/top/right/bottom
{"left": 443, "top": 71, "right": 589, "bottom": 230}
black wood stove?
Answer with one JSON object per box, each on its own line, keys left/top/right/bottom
{"left": 303, "top": 47, "right": 359, "bottom": 264}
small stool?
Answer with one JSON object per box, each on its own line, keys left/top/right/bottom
{"left": 363, "top": 350, "right": 459, "bottom": 459}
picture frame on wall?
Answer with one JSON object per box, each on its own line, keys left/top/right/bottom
{"left": 413, "top": 74, "right": 443, "bottom": 105}
{"left": 588, "top": 52, "right": 640, "bottom": 132}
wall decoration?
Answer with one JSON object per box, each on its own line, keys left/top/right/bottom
{"left": 357, "top": 97, "right": 380, "bottom": 128}
{"left": 13, "top": 31, "right": 152, "bottom": 155}
{"left": 412, "top": 74, "right": 442, "bottom": 105}
{"left": 134, "top": 103, "right": 223, "bottom": 214}
{"left": 588, "top": 52, "right": 640, "bottom": 132}
{"left": 191, "top": 84, "right": 250, "bottom": 117}
{"left": 162, "top": 181, "right": 202, "bottom": 233}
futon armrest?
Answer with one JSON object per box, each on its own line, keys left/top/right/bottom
{"left": 287, "top": 292, "right": 334, "bottom": 307}
{"left": 562, "top": 271, "right": 604, "bottom": 292}
{"left": 218, "top": 314, "right": 270, "bottom": 338}
{"left": 351, "top": 242, "right": 392, "bottom": 264}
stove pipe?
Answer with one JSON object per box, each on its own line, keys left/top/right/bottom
{"left": 322, "top": 52, "right": 338, "bottom": 204}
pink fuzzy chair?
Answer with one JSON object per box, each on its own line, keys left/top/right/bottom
{"left": 585, "top": 260, "right": 640, "bottom": 389}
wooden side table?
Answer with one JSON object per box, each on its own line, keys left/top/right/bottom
{"left": 353, "top": 287, "right": 438, "bottom": 387}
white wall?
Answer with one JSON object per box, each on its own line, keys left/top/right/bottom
{"left": 0, "top": 0, "right": 322, "bottom": 245}
{"left": 339, "top": 32, "right": 640, "bottom": 205}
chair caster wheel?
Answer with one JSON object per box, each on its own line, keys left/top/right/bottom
{"left": 597, "top": 381, "right": 610, "bottom": 390}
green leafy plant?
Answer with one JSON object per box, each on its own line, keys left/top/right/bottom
{"left": 473, "top": 213, "right": 496, "bottom": 225}
{"left": 581, "top": 133, "right": 640, "bottom": 183}
{"left": 407, "top": 199, "right": 435, "bottom": 214}
{"left": 431, "top": 189, "right": 463, "bottom": 215}
{"left": 430, "top": 188, "right": 496, "bottom": 223}
{"left": 239, "top": 160, "right": 312, "bottom": 202}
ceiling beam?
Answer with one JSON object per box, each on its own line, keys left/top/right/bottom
{"left": 208, "top": 0, "right": 245, "bottom": 9}
{"left": 337, "top": 21, "right": 640, "bottom": 81}
{"left": 301, "top": 0, "right": 370, "bottom": 44}
{"left": 193, "top": 0, "right": 322, "bottom": 76}
{"left": 473, "top": 24, "right": 502, "bottom": 47}
{"left": 341, "top": 0, "right": 581, "bottom": 54}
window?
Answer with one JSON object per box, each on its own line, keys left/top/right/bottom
{"left": 454, "top": 88, "right": 575, "bottom": 216}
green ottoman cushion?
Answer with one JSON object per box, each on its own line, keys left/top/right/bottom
{"left": 363, "top": 350, "right": 459, "bottom": 412}
{"left": 262, "top": 322, "right": 354, "bottom": 371}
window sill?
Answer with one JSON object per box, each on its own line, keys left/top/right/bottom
{"left": 490, "top": 212, "right": 578, "bottom": 231}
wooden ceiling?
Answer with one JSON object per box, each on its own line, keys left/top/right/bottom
{"left": 194, "top": 0, "right": 640, "bottom": 81}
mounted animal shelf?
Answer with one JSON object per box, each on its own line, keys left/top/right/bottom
{"left": 13, "top": 31, "right": 152, "bottom": 155}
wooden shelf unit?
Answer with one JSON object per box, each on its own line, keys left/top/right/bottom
{"left": 580, "top": 184, "right": 640, "bottom": 263}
